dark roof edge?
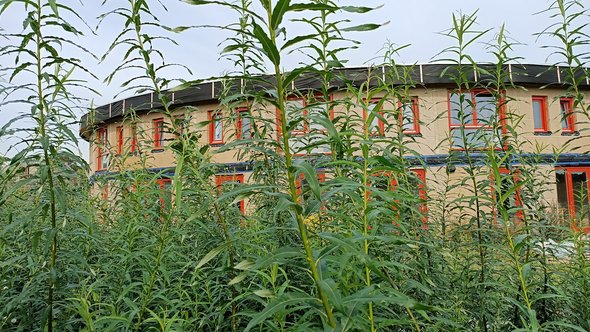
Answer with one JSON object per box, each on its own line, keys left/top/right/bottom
{"left": 79, "top": 63, "right": 590, "bottom": 140}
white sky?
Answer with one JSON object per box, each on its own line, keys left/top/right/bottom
{"left": 0, "top": 0, "right": 580, "bottom": 161}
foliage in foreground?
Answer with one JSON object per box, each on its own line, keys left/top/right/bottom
{"left": 1, "top": 0, "right": 590, "bottom": 331}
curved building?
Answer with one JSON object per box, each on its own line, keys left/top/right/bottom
{"left": 80, "top": 64, "right": 590, "bottom": 230}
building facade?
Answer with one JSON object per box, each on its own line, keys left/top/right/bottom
{"left": 80, "top": 64, "right": 590, "bottom": 231}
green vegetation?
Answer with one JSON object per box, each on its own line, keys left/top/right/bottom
{"left": 1, "top": 0, "right": 589, "bottom": 330}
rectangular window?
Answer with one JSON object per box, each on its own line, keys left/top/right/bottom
{"left": 556, "top": 167, "right": 590, "bottom": 232}
{"left": 364, "top": 98, "right": 385, "bottom": 137}
{"left": 279, "top": 95, "right": 333, "bottom": 137}
{"left": 174, "top": 114, "right": 189, "bottom": 137}
{"left": 368, "top": 169, "right": 427, "bottom": 227}
{"left": 559, "top": 97, "right": 575, "bottom": 133}
{"left": 492, "top": 168, "right": 523, "bottom": 222}
{"left": 209, "top": 111, "right": 224, "bottom": 144}
{"left": 116, "top": 125, "right": 124, "bottom": 154}
{"left": 236, "top": 108, "right": 252, "bottom": 139}
{"left": 130, "top": 125, "right": 137, "bottom": 153}
{"left": 97, "top": 127, "right": 108, "bottom": 170}
{"left": 532, "top": 96, "right": 549, "bottom": 133}
{"left": 153, "top": 118, "right": 165, "bottom": 148}
{"left": 216, "top": 174, "right": 245, "bottom": 214}
{"left": 399, "top": 96, "right": 420, "bottom": 134}
{"left": 448, "top": 90, "right": 504, "bottom": 149}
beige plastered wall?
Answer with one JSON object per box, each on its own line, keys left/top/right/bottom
{"left": 88, "top": 86, "right": 590, "bottom": 211}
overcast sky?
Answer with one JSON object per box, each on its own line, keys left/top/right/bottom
{"left": 0, "top": 0, "right": 581, "bottom": 161}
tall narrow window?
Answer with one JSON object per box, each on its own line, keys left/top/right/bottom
{"left": 532, "top": 96, "right": 549, "bottom": 133}
{"left": 156, "top": 178, "right": 172, "bottom": 212}
{"left": 236, "top": 108, "right": 252, "bottom": 139}
{"left": 364, "top": 98, "right": 385, "bottom": 137}
{"left": 209, "top": 111, "right": 224, "bottom": 144}
{"left": 448, "top": 90, "right": 504, "bottom": 150}
{"left": 97, "top": 127, "right": 108, "bottom": 170}
{"left": 399, "top": 96, "right": 420, "bottom": 134}
{"left": 559, "top": 97, "right": 575, "bottom": 133}
{"left": 216, "top": 174, "right": 245, "bottom": 214}
{"left": 153, "top": 118, "right": 164, "bottom": 148}
{"left": 556, "top": 167, "right": 590, "bottom": 232}
{"left": 130, "top": 125, "right": 137, "bottom": 153}
{"left": 116, "top": 125, "right": 124, "bottom": 154}
{"left": 285, "top": 98, "right": 307, "bottom": 134}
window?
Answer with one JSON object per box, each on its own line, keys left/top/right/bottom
{"left": 492, "top": 168, "right": 523, "bottom": 222}
{"left": 399, "top": 96, "right": 420, "bottom": 134}
{"left": 280, "top": 95, "right": 332, "bottom": 135}
{"left": 116, "top": 125, "right": 124, "bottom": 154}
{"left": 130, "top": 125, "right": 137, "bottom": 153}
{"left": 448, "top": 90, "right": 504, "bottom": 149}
{"left": 363, "top": 98, "right": 385, "bottom": 136}
{"left": 174, "top": 114, "right": 189, "bottom": 137}
{"left": 236, "top": 108, "right": 252, "bottom": 139}
{"left": 368, "top": 169, "right": 427, "bottom": 227}
{"left": 559, "top": 97, "right": 575, "bottom": 133}
{"left": 209, "top": 111, "right": 224, "bottom": 144}
{"left": 556, "top": 167, "right": 590, "bottom": 232}
{"left": 96, "top": 127, "right": 108, "bottom": 170}
{"left": 532, "top": 96, "right": 549, "bottom": 133}
{"left": 215, "top": 174, "right": 245, "bottom": 214}
{"left": 153, "top": 118, "right": 165, "bottom": 148}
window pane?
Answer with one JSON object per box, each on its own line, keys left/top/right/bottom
{"left": 560, "top": 100, "right": 572, "bottom": 130}
{"left": 401, "top": 102, "right": 415, "bottom": 131}
{"left": 449, "top": 92, "right": 473, "bottom": 125}
{"left": 474, "top": 93, "right": 495, "bottom": 125}
{"left": 556, "top": 170, "right": 569, "bottom": 215}
{"left": 532, "top": 100, "right": 543, "bottom": 130}
{"left": 214, "top": 114, "right": 223, "bottom": 141}
{"left": 286, "top": 99, "right": 305, "bottom": 132}
{"left": 368, "top": 102, "right": 381, "bottom": 134}
{"left": 241, "top": 115, "right": 251, "bottom": 139}
{"left": 308, "top": 102, "right": 328, "bottom": 131}
{"left": 451, "top": 128, "right": 500, "bottom": 149}
{"left": 571, "top": 171, "right": 590, "bottom": 228}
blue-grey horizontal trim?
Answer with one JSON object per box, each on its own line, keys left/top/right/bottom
{"left": 89, "top": 153, "right": 590, "bottom": 181}
{"left": 79, "top": 63, "right": 590, "bottom": 140}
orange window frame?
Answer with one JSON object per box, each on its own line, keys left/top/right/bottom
{"left": 447, "top": 89, "right": 506, "bottom": 150}
{"left": 209, "top": 111, "right": 224, "bottom": 144}
{"left": 398, "top": 96, "right": 420, "bottom": 134}
{"left": 153, "top": 118, "right": 164, "bottom": 148}
{"left": 96, "top": 127, "right": 107, "bottom": 171}
{"left": 130, "top": 125, "right": 137, "bottom": 153}
{"left": 532, "top": 96, "right": 549, "bottom": 133}
{"left": 236, "top": 107, "right": 251, "bottom": 140}
{"left": 174, "top": 114, "right": 187, "bottom": 137}
{"left": 367, "top": 169, "right": 428, "bottom": 227}
{"left": 492, "top": 168, "right": 524, "bottom": 222}
{"left": 276, "top": 94, "right": 334, "bottom": 138}
{"left": 559, "top": 97, "right": 575, "bottom": 133}
{"left": 362, "top": 98, "right": 385, "bottom": 137}
{"left": 215, "top": 174, "right": 245, "bottom": 214}
{"left": 156, "top": 178, "right": 172, "bottom": 211}
{"left": 116, "top": 125, "right": 124, "bottom": 154}
{"left": 556, "top": 167, "right": 590, "bottom": 233}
